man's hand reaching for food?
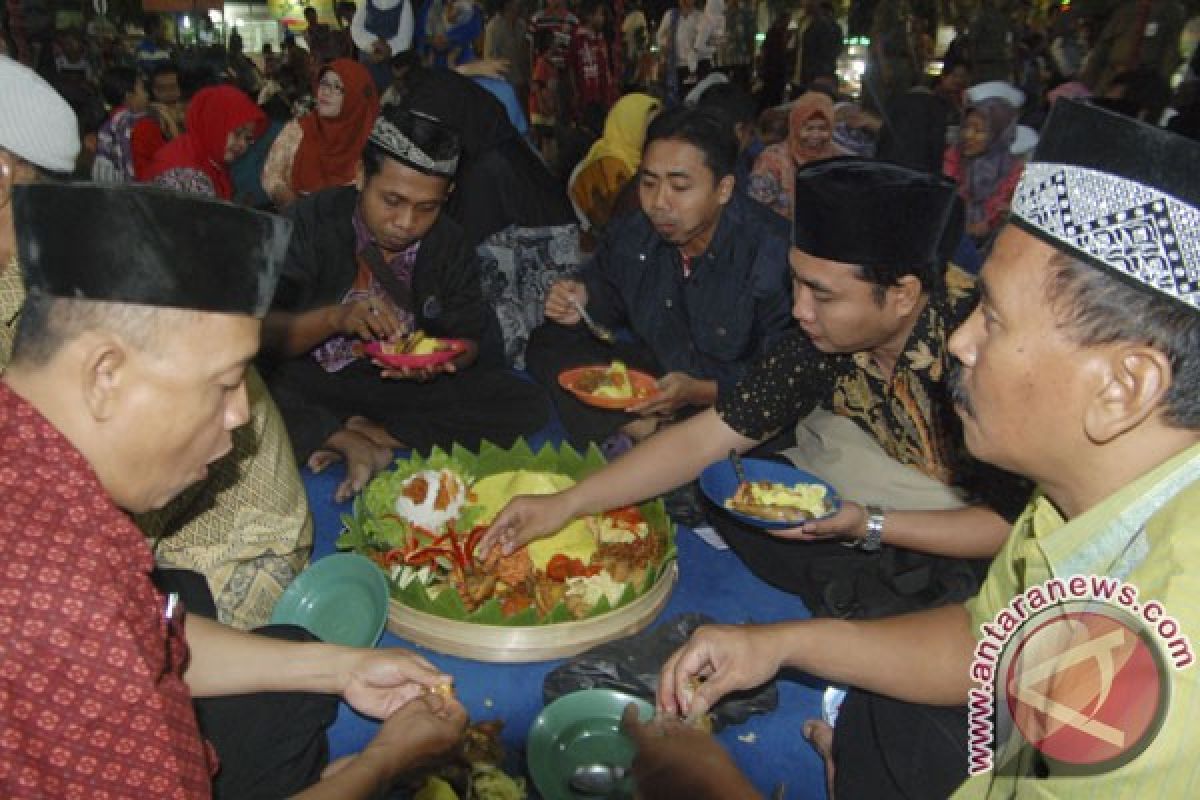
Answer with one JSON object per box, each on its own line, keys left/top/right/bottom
{"left": 476, "top": 491, "right": 579, "bottom": 558}
{"left": 331, "top": 297, "right": 404, "bottom": 342}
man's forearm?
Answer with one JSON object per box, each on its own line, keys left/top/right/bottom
{"left": 564, "top": 409, "right": 754, "bottom": 518}
{"left": 772, "top": 603, "right": 976, "bottom": 706}
{"left": 184, "top": 616, "right": 352, "bottom": 697}
{"left": 874, "top": 505, "right": 1011, "bottom": 558}
{"left": 262, "top": 307, "right": 338, "bottom": 357}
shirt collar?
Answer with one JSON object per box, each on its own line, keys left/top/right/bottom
{"left": 851, "top": 293, "right": 943, "bottom": 379}
{"left": 1026, "top": 441, "right": 1200, "bottom": 576}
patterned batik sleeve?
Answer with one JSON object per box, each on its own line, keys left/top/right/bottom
{"left": 715, "top": 328, "right": 840, "bottom": 441}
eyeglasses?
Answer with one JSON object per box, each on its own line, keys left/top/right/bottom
{"left": 318, "top": 78, "right": 345, "bottom": 95}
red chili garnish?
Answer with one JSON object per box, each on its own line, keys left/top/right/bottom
{"left": 605, "top": 505, "right": 645, "bottom": 527}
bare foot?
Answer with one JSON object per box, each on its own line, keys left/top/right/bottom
{"left": 318, "top": 428, "right": 394, "bottom": 503}
{"left": 621, "top": 417, "right": 659, "bottom": 441}
{"left": 345, "top": 415, "right": 405, "bottom": 449}
{"left": 803, "top": 719, "right": 835, "bottom": 799}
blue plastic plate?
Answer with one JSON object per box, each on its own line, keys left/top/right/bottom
{"left": 269, "top": 553, "right": 389, "bottom": 647}
{"left": 698, "top": 457, "right": 842, "bottom": 530}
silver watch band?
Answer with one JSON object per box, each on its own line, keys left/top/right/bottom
{"left": 861, "top": 504, "right": 885, "bottom": 551}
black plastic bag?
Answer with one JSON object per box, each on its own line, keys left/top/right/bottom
{"left": 543, "top": 613, "right": 778, "bottom": 731}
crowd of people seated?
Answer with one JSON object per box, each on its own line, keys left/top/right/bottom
{"left": 2, "top": 0, "right": 1200, "bottom": 796}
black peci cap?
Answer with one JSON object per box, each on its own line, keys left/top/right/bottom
{"left": 14, "top": 184, "right": 289, "bottom": 317}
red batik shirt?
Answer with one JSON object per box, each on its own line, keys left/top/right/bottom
{"left": 0, "top": 383, "right": 214, "bottom": 799}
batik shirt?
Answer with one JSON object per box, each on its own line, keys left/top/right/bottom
{"left": 0, "top": 384, "right": 213, "bottom": 798}
{"left": 716, "top": 268, "right": 1028, "bottom": 518}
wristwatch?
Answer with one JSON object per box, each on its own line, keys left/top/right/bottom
{"left": 860, "top": 504, "right": 885, "bottom": 552}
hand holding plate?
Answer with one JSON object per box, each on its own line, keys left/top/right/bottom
{"left": 627, "top": 372, "right": 709, "bottom": 416}
{"left": 770, "top": 499, "right": 867, "bottom": 542}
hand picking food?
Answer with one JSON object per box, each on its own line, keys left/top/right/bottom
{"left": 338, "top": 443, "right": 676, "bottom": 625}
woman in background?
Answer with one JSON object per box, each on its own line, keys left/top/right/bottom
{"left": 748, "top": 91, "right": 846, "bottom": 219}
{"left": 144, "top": 85, "right": 266, "bottom": 200}
{"left": 568, "top": 92, "right": 660, "bottom": 237}
{"left": 261, "top": 58, "right": 379, "bottom": 209}
{"left": 942, "top": 96, "right": 1022, "bottom": 247}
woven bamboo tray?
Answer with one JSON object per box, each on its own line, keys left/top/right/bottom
{"left": 387, "top": 563, "right": 678, "bottom": 663}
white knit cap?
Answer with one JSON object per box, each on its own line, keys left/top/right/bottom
{"left": 0, "top": 56, "right": 80, "bottom": 173}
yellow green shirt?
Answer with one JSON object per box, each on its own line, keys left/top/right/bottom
{"left": 954, "top": 441, "right": 1200, "bottom": 798}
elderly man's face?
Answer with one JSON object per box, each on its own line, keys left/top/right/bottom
{"left": 789, "top": 249, "right": 913, "bottom": 354}
{"left": 360, "top": 157, "right": 451, "bottom": 254}
{"left": 948, "top": 226, "right": 1092, "bottom": 479}
{"left": 110, "top": 312, "right": 259, "bottom": 512}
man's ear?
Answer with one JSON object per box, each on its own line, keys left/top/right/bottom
{"left": 716, "top": 173, "right": 735, "bottom": 205}
{"left": 78, "top": 334, "right": 129, "bottom": 423}
{"left": 1083, "top": 345, "right": 1173, "bottom": 444}
{"left": 886, "top": 274, "right": 924, "bottom": 317}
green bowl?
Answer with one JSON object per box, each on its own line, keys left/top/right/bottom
{"left": 527, "top": 688, "right": 654, "bottom": 800}
{"left": 269, "top": 553, "right": 388, "bottom": 647}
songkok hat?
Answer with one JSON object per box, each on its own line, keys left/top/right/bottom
{"left": 368, "top": 107, "right": 460, "bottom": 178}
{"left": 965, "top": 80, "right": 1025, "bottom": 110}
{"left": 1009, "top": 99, "right": 1200, "bottom": 313}
{"left": 793, "top": 158, "right": 962, "bottom": 274}
{"left": 0, "top": 56, "right": 80, "bottom": 174}
{"left": 14, "top": 184, "right": 289, "bottom": 317}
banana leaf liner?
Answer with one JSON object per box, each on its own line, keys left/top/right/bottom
{"left": 337, "top": 438, "right": 678, "bottom": 626}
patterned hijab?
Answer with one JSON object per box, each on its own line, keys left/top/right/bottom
{"left": 787, "top": 91, "right": 841, "bottom": 165}
{"left": 292, "top": 59, "right": 379, "bottom": 194}
{"left": 958, "top": 97, "right": 1018, "bottom": 226}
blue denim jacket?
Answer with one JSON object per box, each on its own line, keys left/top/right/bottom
{"left": 581, "top": 190, "right": 793, "bottom": 396}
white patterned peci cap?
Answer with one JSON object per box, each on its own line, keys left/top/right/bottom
{"left": 1009, "top": 100, "right": 1200, "bottom": 313}
{"left": 368, "top": 109, "right": 459, "bottom": 178}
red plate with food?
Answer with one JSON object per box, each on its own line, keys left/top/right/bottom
{"left": 364, "top": 335, "right": 468, "bottom": 369}
{"left": 558, "top": 361, "right": 659, "bottom": 410}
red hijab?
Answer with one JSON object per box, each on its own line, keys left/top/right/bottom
{"left": 291, "top": 59, "right": 379, "bottom": 194}
{"left": 145, "top": 85, "right": 266, "bottom": 200}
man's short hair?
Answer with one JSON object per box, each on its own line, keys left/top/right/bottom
{"left": 696, "top": 82, "right": 757, "bottom": 128}
{"left": 643, "top": 106, "right": 738, "bottom": 180}
{"left": 100, "top": 66, "right": 140, "bottom": 108}
{"left": 11, "top": 293, "right": 195, "bottom": 367}
{"left": 150, "top": 61, "right": 180, "bottom": 87}
{"left": 1046, "top": 252, "right": 1200, "bottom": 429}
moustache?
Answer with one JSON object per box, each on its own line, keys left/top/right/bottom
{"left": 947, "top": 360, "right": 974, "bottom": 417}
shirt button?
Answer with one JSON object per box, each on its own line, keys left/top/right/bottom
{"left": 665, "top": 298, "right": 673, "bottom": 308}
{"left": 639, "top": 253, "right": 646, "bottom": 261}
{"left": 716, "top": 326, "right": 726, "bottom": 336}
